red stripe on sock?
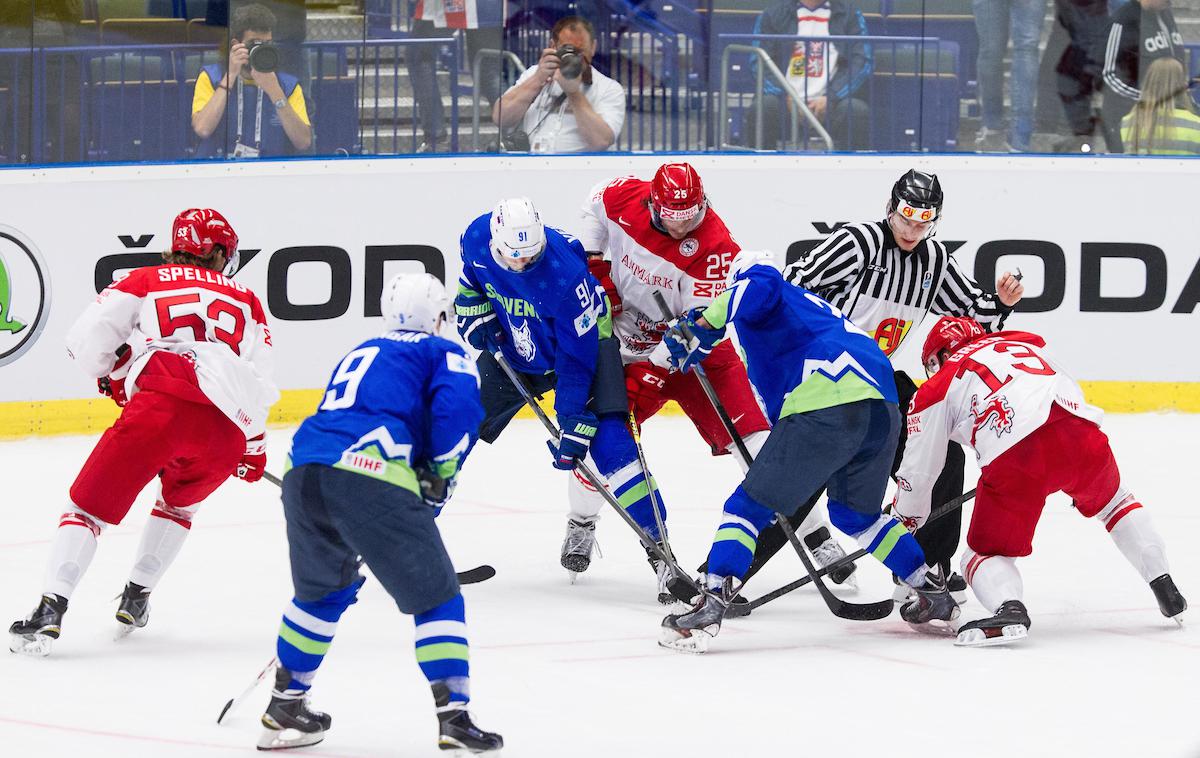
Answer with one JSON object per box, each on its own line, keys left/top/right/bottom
{"left": 59, "top": 515, "right": 101, "bottom": 537}
{"left": 150, "top": 508, "right": 193, "bottom": 530}
{"left": 1105, "top": 502, "right": 1142, "bottom": 533}
{"left": 965, "top": 554, "right": 992, "bottom": 585}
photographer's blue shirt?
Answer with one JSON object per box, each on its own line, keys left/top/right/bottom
{"left": 192, "top": 65, "right": 310, "bottom": 158}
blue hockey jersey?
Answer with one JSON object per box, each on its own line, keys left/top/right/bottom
{"left": 701, "top": 264, "right": 897, "bottom": 423}
{"left": 289, "top": 330, "right": 484, "bottom": 495}
{"left": 457, "top": 212, "right": 610, "bottom": 419}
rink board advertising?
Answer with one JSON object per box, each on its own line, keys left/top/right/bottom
{"left": 0, "top": 154, "right": 1197, "bottom": 436}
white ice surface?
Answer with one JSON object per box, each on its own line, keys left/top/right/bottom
{"left": 0, "top": 415, "right": 1197, "bottom": 758}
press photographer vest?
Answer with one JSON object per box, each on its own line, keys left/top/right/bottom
{"left": 196, "top": 64, "right": 303, "bottom": 158}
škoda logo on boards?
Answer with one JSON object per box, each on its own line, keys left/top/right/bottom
{"left": 0, "top": 225, "right": 51, "bottom": 368}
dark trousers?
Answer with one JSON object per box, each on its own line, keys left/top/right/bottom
{"left": 408, "top": 19, "right": 446, "bottom": 142}
{"left": 728, "top": 370, "right": 965, "bottom": 581}
{"left": 747, "top": 93, "right": 871, "bottom": 150}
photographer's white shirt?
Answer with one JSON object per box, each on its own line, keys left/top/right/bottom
{"left": 508, "top": 66, "right": 626, "bottom": 153}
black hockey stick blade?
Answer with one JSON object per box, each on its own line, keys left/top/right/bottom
{"left": 457, "top": 564, "right": 496, "bottom": 585}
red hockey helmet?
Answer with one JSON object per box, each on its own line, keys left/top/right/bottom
{"left": 171, "top": 208, "right": 239, "bottom": 272}
{"left": 921, "top": 316, "right": 986, "bottom": 376}
{"left": 650, "top": 162, "right": 706, "bottom": 226}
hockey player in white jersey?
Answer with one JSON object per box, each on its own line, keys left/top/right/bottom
{"left": 566, "top": 163, "right": 856, "bottom": 601}
{"left": 894, "top": 317, "right": 1186, "bottom": 646}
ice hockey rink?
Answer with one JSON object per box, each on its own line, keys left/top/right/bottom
{"left": 0, "top": 413, "right": 1196, "bottom": 758}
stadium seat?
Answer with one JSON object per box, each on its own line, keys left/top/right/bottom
{"left": 867, "top": 41, "right": 960, "bottom": 151}
{"left": 882, "top": 0, "right": 977, "bottom": 96}
{"left": 186, "top": 18, "right": 227, "bottom": 45}
{"left": 96, "top": 0, "right": 152, "bottom": 20}
{"left": 99, "top": 18, "right": 188, "bottom": 45}
{"left": 85, "top": 51, "right": 183, "bottom": 161}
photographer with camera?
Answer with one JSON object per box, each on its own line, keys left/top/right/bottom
{"left": 191, "top": 3, "right": 312, "bottom": 158}
{"left": 492, "top": 16, "right": 626, "bottom": 153}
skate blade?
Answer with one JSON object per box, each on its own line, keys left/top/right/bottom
{"left": 256, "top": 727, "right": 325, "bottom": 751}
{"left": 568, "top": 571, "right": 579, "bottom": 585}
{"left": 904, "top": 608, "right": 961, "bottom": 637}
{"left": 831, "top": 573, "right": 859, "bottom": 592}
{"left": 658, "top": 626, "right": 710, "bottom": 654}
{"left": 438, "top": 743, "right": 503, "bottom": 756}
{"left": 9, "top": 632, "right": 54, "bottom": 657}
{"left": 114, "top": 623, "right": 136, "bottom": 641}
{"left": 954, "top": 624, "right": 1028, "bottom": 647}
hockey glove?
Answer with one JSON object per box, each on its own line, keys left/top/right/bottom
{"left": 235, "top": 434, "right": 267, "bottom": 482}
{"left": 418, "top": 468, "right": 457, "bottom": 517}
{"left": 455, "top": 291, "right": 505, "bottom": 353}
{"left": 587, "top": 257, "right": 622, "bottom": 316}
{"left": 547, "top": 411, "right": 599, "bottom": 471}
{"left": 663, "top": 309, "right": 724, "bottom": 373}
{"left": 97, "top": 343, "right": 133, "bottom": 407}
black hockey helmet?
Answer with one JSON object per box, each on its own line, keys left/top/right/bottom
{"left": 887, "top": 169, "right": 943, "bottom": 218}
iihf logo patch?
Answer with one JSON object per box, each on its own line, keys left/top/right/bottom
{"left": 922, "top": 271, "right": 933, "bottom": 290}
{"left": 679, "top": 238, "right": 699, "bottom": 257}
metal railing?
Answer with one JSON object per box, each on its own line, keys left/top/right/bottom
{"left": 719, "top": 44, "right": 831, "bottom": 151}
{"left": 471, "top": 48, "right": 525, "bottom": 152}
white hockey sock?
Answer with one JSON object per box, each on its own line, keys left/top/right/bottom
{"left": 729, "top": 430, "right": 769, "bottom": 474}
{"left": 566, "top": 464, "right": 604, "bottom": 522}
{"left": 1096, "top": 492, "right": 1169, "bottom": 582}
{"left": 129, "top": 501, "right": 198, "bottom": 590}
{"left": 961, "top": 550, "right": 1023, "bottom": 614}
{"left": 43, "top": 506, "right": 107, "bottom": 600}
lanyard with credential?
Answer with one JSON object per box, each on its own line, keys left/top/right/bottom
{"left": 235, "top": 78, "right": 265, "bottom": 149}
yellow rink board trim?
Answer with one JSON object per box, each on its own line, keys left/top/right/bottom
{"left": 1, "top": 382, "right": 1198, "bottom": 439}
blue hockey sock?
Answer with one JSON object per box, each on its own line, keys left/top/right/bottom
{"left": 705, "top": 486, "right": 777, "bottom": 587}
{"left": 414, "top": 593, "right": 471, "bottom": 705}
{"left": 276, "top": 578, "right": 363, "bottom": 692}
{"left": 591, "top": 418, "right": 668, "bottom": 541}
{"left": 827, "top": 500, "right": 926, "bottom": 583}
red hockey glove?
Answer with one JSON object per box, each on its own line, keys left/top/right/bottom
{"left": 97, "top": 344, "right": 133, "bottom": 407}
{"left": 587, "top": 257, "right": 622, "bottom": 316}
{"left": 236, "top": 434, "right": 267, "bottom": 482}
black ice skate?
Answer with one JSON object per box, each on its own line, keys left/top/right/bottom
{"left": 955, "top": 600, "right": 1031, "bottom": 647}
{"left": 257, "top": 667, "right": 332, "bottom": 751}
{"left": 659, "top": 577, "right": 734, "bottom": 653}
{"left": 898, "top": 571, "right": 960, "bottom": 634}
{"left": 1150, "top": 574, "right": 1186, "bottom": 626}
{"left": 645, "top": 543, "right": 677, "bottom": 606}
{"left": 804, "top": 527, "right": 858, "bottom": 589}
{"left": 433, "top": 682, "right": 503, "bottom": 755}
{"left": 9, "top": 593, "right": 68, "bottom": 657}
{"left": 115, "top": 582, "right": 151, "bottom": 638}
{"left": 560, "top": 518, "right": 599, "bottom": 581}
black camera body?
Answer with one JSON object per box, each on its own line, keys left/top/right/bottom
{"left": 246, "top": 40, "right": 281, "bottom": 74}
{"left": 555, "top": 44, "right": 584, "bottom": 80}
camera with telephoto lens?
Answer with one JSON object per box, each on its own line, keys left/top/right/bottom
{"left": 246, "top": 40, "right": 280, "bottom": 74}
{"left": 555, "top": 44, "right": 583, "bottom": 80}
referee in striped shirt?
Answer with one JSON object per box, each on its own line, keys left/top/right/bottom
{"left": 746, "top": 169, "right": 1024, "bottom": 594}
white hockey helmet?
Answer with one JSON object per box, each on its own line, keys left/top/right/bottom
{"left": 380, "top": 272, "right": 449, "bottom": 334}
{"left": 489, "top": 197, "right": 546, "bottom": 268}
{"left": 727, "top": 249, "right": 775, "bottom": 288}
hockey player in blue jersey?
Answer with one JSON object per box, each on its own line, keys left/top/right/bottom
{"left": 258, "top": 273, "right": 502, "bottom": 754}
{"left": 657, "top": 251, "right": 959, "bottom": 653}
{"left": 455, "top": 197, "right": 677, "bottom": 602}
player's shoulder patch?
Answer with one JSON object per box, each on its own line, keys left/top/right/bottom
{"left": 573, "top": 306, "right": 598, "bottom": 337}
{"left": 444, "top": 346, "right": 480, "bottom": 382}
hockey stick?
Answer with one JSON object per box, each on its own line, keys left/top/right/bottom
{"left": 491, "top": 351, "right": 701, "bottom": 597}
{"left": 259, "top": 471, "right": 496, "bottom": 586}
{"left": 627, "top": 410, "right": 675, "bottom": 566}
{"left": 654, "top": 292, "right": 893, "bottom": 622}
{"left": 746, "top": 487, "right": 977, "bottom": 611}
{"left": 216, "top": 656, "right": 277, "bottom": 725}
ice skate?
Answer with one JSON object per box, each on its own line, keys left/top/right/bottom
{"left": 433, "top": 682, "right": 503, "bottom": 755}
{"left": 645, "top": 543, "right": 677, "bottom": 606}
{"left": 946, "top": 572, "right": 968, "bottom": 606}
{"left": 257, "top": 667, "right": 331, "bottom": 750}
{"left": 898, "top": 571, "right": 960, "bottom": 634}
{"left": 560, "top": 518, "right": 599, "bottom": 583}
{"left": 1150, "top": 574, "right": 1186, "bottom": 626}
{"left": 805, "top": 527, "right": 857, "bottom": 589}
{"left": 660, "top": 577, "right": 734, "bottom": 653}
{"left": 9, "top": 594, "right": 68, "bottom": 657}
{"left": 115, "top": 582, "right": 151, "bottom": 639}
{"left": 955, "top": 600, "right": 1031, "bottom": 647}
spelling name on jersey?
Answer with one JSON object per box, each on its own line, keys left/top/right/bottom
{"left": 700, "top": 263, "right": 896, "bottom": 424}
{"left": 784, "top": 220, "right": 1010, "bottom": 358}
{"left": 458, "top": 212, "right": 610, "bottom": 419}
{"left": 289, "top": 330, "right": 484, "bottom": 496}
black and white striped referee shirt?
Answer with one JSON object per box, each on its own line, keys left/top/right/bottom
{"left": 782, "top": 220, "right": 1011, "bottom": 358}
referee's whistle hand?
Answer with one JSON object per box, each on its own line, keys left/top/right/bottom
{"left": 996, "top": 272, "right": 1025, "bottom": 307}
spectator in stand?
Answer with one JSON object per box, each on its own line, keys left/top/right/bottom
{"left": 1051, "top": 0, "right": 1110, "bottom": 153}
{"left": 492, "top": 16, "right": 626, "bottom": 153}
{"left": 1101, "top": 0, "right": 1184, "bottom": 153}
{"left": 1120, "top": 57, "right": 1200, "bottom": 154}
{"left": 191, "top": 3, "right": 312, "bottom": 159}
{"left": 407, "top": 0, "right": 504, "bottom": 153}
{"left": 973, "top": 0, "right": 1049, "bottom": 152}
{"left": 748, "top": 0, "right": 872, "bottom": 151}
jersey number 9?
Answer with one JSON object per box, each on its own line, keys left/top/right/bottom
{"left": 320, "top": 346, "right": 380, "bottom": 411}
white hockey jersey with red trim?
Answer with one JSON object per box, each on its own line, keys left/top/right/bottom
{"left": 65, "top": 265, "right": 279, "bottom": 438}
{"left": 894, "top": 331, "right": 1103, "bottom": 524}
{"left": 580, "top": 176, "right": 741, "bottom": 361}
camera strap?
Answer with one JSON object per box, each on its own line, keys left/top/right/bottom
{"left": 234, "top": 78, "right": 265, "bottom": 150}
{"left": 527, "top": 93, "right": 567, "bottom": 139}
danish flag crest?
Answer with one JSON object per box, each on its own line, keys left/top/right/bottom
{"left": 969, "top": 394, "right": 1015, "bottom": 446}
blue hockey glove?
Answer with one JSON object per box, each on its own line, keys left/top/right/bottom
{"left": 663, "top": 308, "right": 724, "bottom": 373}
{"left": 547, "top": 411, "right": 599, "bottom": 471}
{"left": 418, "top": 468, "right": 457, "bottom": 517}
{"left": 455, "top": 294, "right": 505, "bottom": 352}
